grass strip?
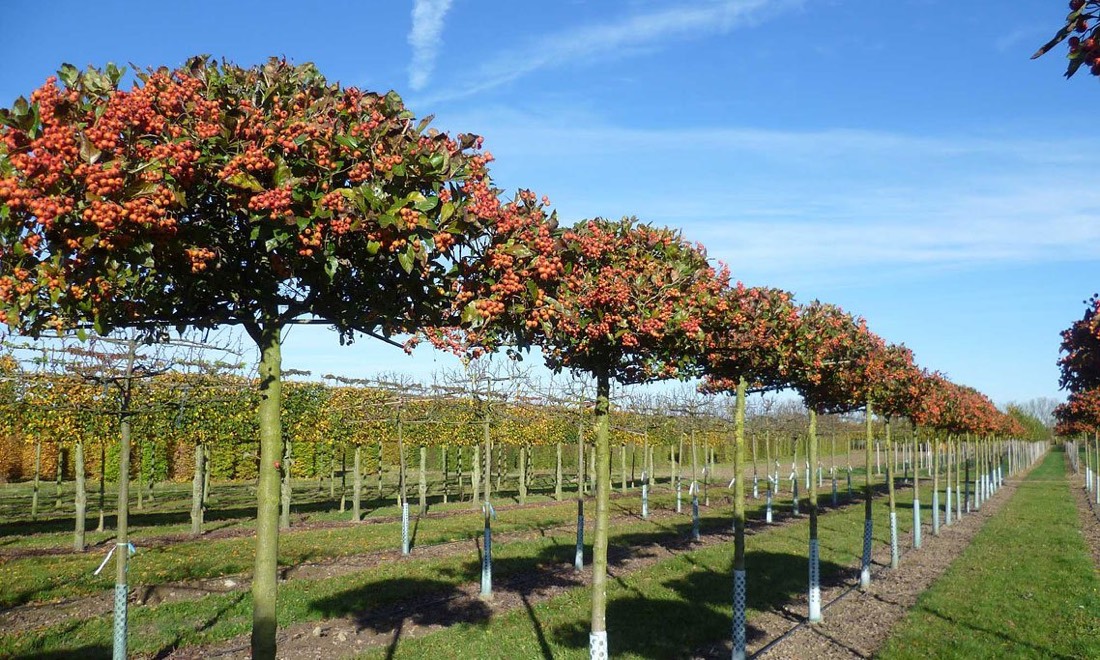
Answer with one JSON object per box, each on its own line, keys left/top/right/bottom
{"left": 880, "top": 449, "right": 1100, "bottom": 660}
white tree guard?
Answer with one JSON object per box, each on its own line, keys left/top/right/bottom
{"left": 932, "top": 491, "right": 940, "bottom": 535}
{"left": 808, "top": 538, "right": 822, "bottom": 622}
{"left": 890, "top": 511, "right": 899, "bottom": 568}
{"left": 913, "top": 498, "right": 922, "bottom": 549}
{"left": 733, "top": 568, "right": 747, "bottom": 660}
{"left": 590, "top": 631, "right": 609, "bottom": 660}
{"left": 642, "top": 483, "right": 649, "bottom": 519}
{"left": 575, "top": 503, "right": 585, "bottom": 571}
{"left": 676, "top": 478, "right": 682, "bottom": 513}
{"left": 860, "top": 518, "right": 873, "bottom": 589}
{"left": 113, "top": 583, "right": 127, "bottom": 660}
{"left": 752, "top": 476, "right": 759, "bottom": 499}
{"left": 945, "top": 486, "right": 953, "bottom": 526}
{"left": 401, "top": 501, "right": 410, "bottom": 555}
{"left": 765, "top": 488, "right": 773, "bottom": 524}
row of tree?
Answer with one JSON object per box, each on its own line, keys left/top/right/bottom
{"left": 0, "top": 58, "right": 1029, "bottom": 658}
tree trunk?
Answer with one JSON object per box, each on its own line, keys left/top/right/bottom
{"left": 202, "top": 445, "right": 211, "bottom": 507}
{"left": 861, "top": 400, "right": 873, "bottom": 589}
{"left": 339, "top": 445, "right": 347, "bottom": 513}
{"left": 55, "top": 445, "right": 65, "bottom": 510}
{"left": 136, "top": 440, "right": 144, "bottom": 511}
{"left": 419, "top": 445, "right": 428, "bottom": 514}
{"left": 886, "top": 417, "right": 898, "bottom": 569}
{"left": 74, "top": 440, "right": 86, "bottom": 552}
{"left": 191, "top": 443, "right": 204, "bottom": 536}
{"left": 353, "top": 445, "right": 362, "bottom": 522}
{"left": 97, "top": 438, "right": 106, "bottom": 532}
{"left": 112, "top": 412, "right": 133, "bottom": 660}
{"left": 577, "top": 419, "right": 585, "bottom": 496}
{"left": 732, "top": 378, "right": 748, "bottom": 659}
{"left": 250, "top": 325, "right": 283, "bottom": 660}
{"left": 377, "top": 440, "right": 384, "bottom": 498}
{"left": 932, "top": 433, "right": 940, "bottom": 535}
{"left": 555, "top": 442, "right": 563, "bottom": 501}
{"left": 620, "top": 443, "right": 627, "bottom": 494}
{"left": 441, "top": 446, "right": 449, "bottom": 505}
{"left": 808, "top": 409, "right": 821, "bottom": 622}
{"left": 519, "top": 445, "right": 528, "bottom": 505}
{"left": 589, "top": 369, "right": 612, "bottom": 657}
{"left": 912, "top": 426, "right": 921, "bottom": 549}
{"left": 280, "top": 437, "right": 292, "bottom": 530}
{"left": 31, "top": 439, "right": 41, "bottom": 522}
{"left": 472, "top": 444, "right": 481, "bottom": 506}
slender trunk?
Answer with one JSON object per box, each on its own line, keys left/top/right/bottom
{"left": 442, "top": 446, "right": 449, "bottom": 505}
{"left": 329, "top": 444, "right": 336, "bottom": 499}
{"left": 886, "top": 417, "right": 898, "bottom": 569}
{"left": 339, "top": 445, "right": 347, "bottom": 513}
{"left": 472, "top": 444, "right": 481, "bottom": 507}
{"left": 202, "top": 445, "right": 211, "bottom": 506}
{"left": 620, "top": 443, "right": 627, "bottom": 494}
{"left": 912, "top": 425, "right": 921, "bottom": 549}
{"left": 279, "top": 437, "right": 292, "bottom": 530}
{"left": 457, "top": 446, "right": 465, "bottom": 502}
{"left": 55, "top": 445, "right": 65, "bottom": 510}
{"left": 577, "top": 417, "right": 585, "bottom": 495}
{"left": 555, "top": 442, "right": 563, "bottom": 501}
{"left": 732, "top": 378, "right": 748, "bottom": 659}
{"left": 932, "top": 432, "right": 940, "bottom": 535}
{"left": 589, "top": 370, "right": 612, "bottom": 656}
{"left": 250, "top": 325, "right": 283, "bottom": 660}
{"left": 31, "top": 439, "right": 41, "bottom": 522}
{"left": 191, "top": 443, "right": 204, "bottom": 536}
{"left": 419, "top": 445, "right": 427, "bottom": 514}
{"left": 113, "top": 412, "right": 132, "bottom": 660}
{"left": 97, "top": 438, "right": 106, "bottom": 532}
{"left": 136, "top": 440, "right": 144, "bottom": 511}
{"left": 376, "top": 441, "right": 384, "bottom": 498}
{"left": 808, "top": 409, "right": 821, "bottom": 622}
{"left": 519, "top": 445, "right": 528, "bottom": 505}
{"left": 861, "top": 400, "right": 873, "bottom": 589}
{"left": 74, "top": 440, "right": 86, "bottom": 552}
{"left": 352, "top": 445, "right": 362, "bottom": 522}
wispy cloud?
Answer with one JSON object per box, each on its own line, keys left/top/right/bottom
{"left": 408, "top": 0, "right": 454, "bottom": 91}
{"left": 440, "top": 106, "right": 1100, "bottom": 288}
{"left": 423, "top": 0, "right": 801, "bottom": 102}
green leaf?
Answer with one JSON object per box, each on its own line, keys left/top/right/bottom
{"left": 440, "top": 201, "right": 455, "bottom": 222}
{"left": 461, "top": 301, "right": 481, "bottom": 325}
{"left": 273, "top": 154, "right": 292, "bottom": 187}
{"left": 76, "top": 327, "right": 88, "bottom": 342}
{"left": 397, "top": 247, "right": 414, "bottom": 274}
{"left": 411, "top": 193, "right": 438, "bottom": 212}
{"left": 324, "top": 255, "right": 338, "bottom": 281}
{"left": 333, "top": 135, "right": 359, "bottom": 150}
{"left": 225, "top": 171, "right": 264, "bottom": 192}
{"left": 367, "top": 240, "right": 381, "bottom": 255}
{"left": 58, "top": 64, "right": 79, "bottom": 88}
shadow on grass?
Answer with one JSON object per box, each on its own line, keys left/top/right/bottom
{"left": 548, "top": 550, "right": 849, "bottom": 658}
{"left": 917, "top": 605, "right": 1080, "bottom": 660}
{"left": 12, "top": 646, "right": 112, "bottom": 660}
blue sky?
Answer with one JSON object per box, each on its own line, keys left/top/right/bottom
{"left": 3, "top": 0, "right": 1097, "bottom": 406}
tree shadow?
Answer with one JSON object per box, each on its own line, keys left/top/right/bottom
{"left": 917, "top": 604, "right": 1081, "bottom": 660}
{"left": 547, "top": 550, "right": 849, "bottom": 659}
{"left": 11, "top": 647, "right": 112, "bottom": 660}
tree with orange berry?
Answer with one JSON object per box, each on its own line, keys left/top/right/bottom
{"left": 453, "top": 217, "right": 724, "bottom": 657}
{"left": 0, "top": 57, "right": 528, "bottom": 659}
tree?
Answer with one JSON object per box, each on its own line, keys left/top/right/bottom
{"left": 1058, "top": 295, "right": 1100, "bottom": 392}
{"left": 699, "top": 283, "right": 799, "bottom": 658}
{"left": 0, "top": 57, "right": 524, "bottom": 658}
{"left": 1033, "top": 3, "right": 1100, "bottom": 78}
{"left": 455, "top": 217, "right": 723, "bottom": 657}
{"left": 786, "top": 302, "right": 879, "bottom": 621}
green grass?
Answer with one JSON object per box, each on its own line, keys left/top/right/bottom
{"left": 0, "top": 473, "right": 910, "bottom": 658}
{"left": 880, "top": 449, "right": 1100, "bottom": 660}
{"left": 0, "top": 465, "right": 883, "bottom": 608}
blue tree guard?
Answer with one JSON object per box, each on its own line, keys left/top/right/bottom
{"left": 574, "top": 499, "right": 584, "bottom": 571}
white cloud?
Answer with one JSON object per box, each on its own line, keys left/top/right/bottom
{"left": 408, "top": 0, "right": 454, "bottom": 91}
{"left": 423, "top": 0, "right": 802, "bottom": 102}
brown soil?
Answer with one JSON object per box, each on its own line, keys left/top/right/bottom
{"left": 159, "top": 492, "right": 866, "bottom": 659}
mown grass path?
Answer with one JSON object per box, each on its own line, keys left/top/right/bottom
{"left": 880, "top": 449, "right": 1100, "bottom": 660}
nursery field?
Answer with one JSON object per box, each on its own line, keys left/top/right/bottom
{"left": 2, "top": 440, "right": 1089, "bottom": 659}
